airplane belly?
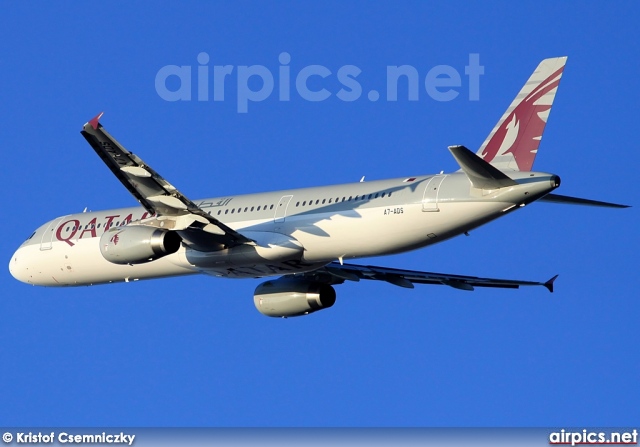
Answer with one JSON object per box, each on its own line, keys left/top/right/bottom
{"left": 293, "top": 201, "right": 509, "bottom": 262}
{"left": 178, "top": 231, "right": 327, "bottom": 279}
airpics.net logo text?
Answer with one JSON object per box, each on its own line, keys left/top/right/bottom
{"left": 154, "top": 52, "right": 484, "bottom": 113}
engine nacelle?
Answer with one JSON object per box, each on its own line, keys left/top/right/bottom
{"left": 254, "top": 279, "right": 336, "bottom": 317}
{"left": 100, "top": 226, "right": 181, "bottom": 265}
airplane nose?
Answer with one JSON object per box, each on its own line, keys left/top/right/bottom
{"left": 9, "top": 248, "right": 31, "bottom": 285}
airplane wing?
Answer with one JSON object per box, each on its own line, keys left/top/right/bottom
{"left": 80, "top": 113, "right": 254, "bottom": 249}
{"left": 306, "top": 262, "right": 557, "bottom": 293}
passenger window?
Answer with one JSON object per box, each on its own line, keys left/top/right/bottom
{"left": 225, "top": 210, "right": 229, "bottom": 214}
{"left": 375, "top": 193, "right": 379, "bottom": 198}
{"left": 257, "top": 206, "right": 261, "bottom": 211}
{"left": 328, "top": 198, "right": 332, "bottom": 203}
{"left": 381, "top": 192, "right": 386, "bottom": 198}
{"left": 302, "top": 201, "right": 306, "bottom": 206}
{"left": 270, "top": 205, "right": 274, "bottom": 210}
{"left": 322, "top": 199, "right": 326, "bottom": 204}
{"left": 217, "top": 210, "right": 221, "bottom": 215}
{"left": 296, "top": 202, "right": 300, "bottom": 207}
{"left": 251, "top": 207, "right": 254, "bottom": 211}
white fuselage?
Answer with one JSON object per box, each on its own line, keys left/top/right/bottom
{"left": 9, "top": 171, "right": 558, "bottom": 287}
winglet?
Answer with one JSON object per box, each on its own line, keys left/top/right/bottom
{"left": 449, "top": 145, "right": 517, "bottom": 189}
{"left": 88, "top": 112, "right": 104, "bottom": 130}
{"left": 544, "top": 274, "right": 558, "bottom": 293}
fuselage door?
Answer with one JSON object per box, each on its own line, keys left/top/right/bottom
{"left": 39, "top": 216, "right": 67, "bottom": 250}
{"left": 274, "top": 195, "right": 293, "bottom": 223}
{"left": 422, "top": 175, "right": 446, "bottom": 212}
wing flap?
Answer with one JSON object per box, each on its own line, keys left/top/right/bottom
{"left": 120, "top": 166, "right": 152, "bottom": 178}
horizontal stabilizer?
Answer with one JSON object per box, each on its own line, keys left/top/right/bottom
{"left": 540, "top": 193, "right": 630, "bottom": 209}
{"left": 449, "top": 145, "right": 517, "bottom": 189}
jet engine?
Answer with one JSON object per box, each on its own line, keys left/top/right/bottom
{"left": 100, "top": 226, "right": 182, "bottom": 265}
{"left": 254, "top": 279, "right": 336, "bottom": 317}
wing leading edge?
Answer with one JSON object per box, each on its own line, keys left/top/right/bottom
{"left": 81, "top": 113, "right": 254, "bottom": 248}
{"left": 304, "top": 262, "right": 558, "bottom": 293}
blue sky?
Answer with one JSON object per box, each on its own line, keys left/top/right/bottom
{"left": 1, "top": 2, "right": 638, "bottom": 427}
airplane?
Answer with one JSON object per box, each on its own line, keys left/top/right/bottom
{"left": 8, "top": 56, "right": 629, "bottom": 317}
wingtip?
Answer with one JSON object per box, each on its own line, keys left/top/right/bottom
{"left": 88, "top": 111, "right": 104, "bottom": 130}
{"left": 544, "top": 274, "right": 559, "bottom": 293}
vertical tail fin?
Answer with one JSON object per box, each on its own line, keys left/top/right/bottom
{"left": 477, "top": 57, "right": 567, "bottom": 171}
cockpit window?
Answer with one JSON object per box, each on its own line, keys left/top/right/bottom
{"left": 25, "top": 232, "right": 36, "bottom": 242}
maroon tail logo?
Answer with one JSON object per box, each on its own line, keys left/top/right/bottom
{"left": 481, "top": 66, "right": 564, "bottom": 171}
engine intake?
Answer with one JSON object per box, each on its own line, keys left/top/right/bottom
{"left": 254, "top": 279, "right": 336, "bottom": 317}
{"left": 100, "top": 226, "right": 181, "bottom": 265}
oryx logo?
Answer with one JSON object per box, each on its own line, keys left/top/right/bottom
{"left": 481, "top": 64, "right": 564, "bottom": 171}
{"left": 110, "top": 233, "right": 120, "bottom": 245}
